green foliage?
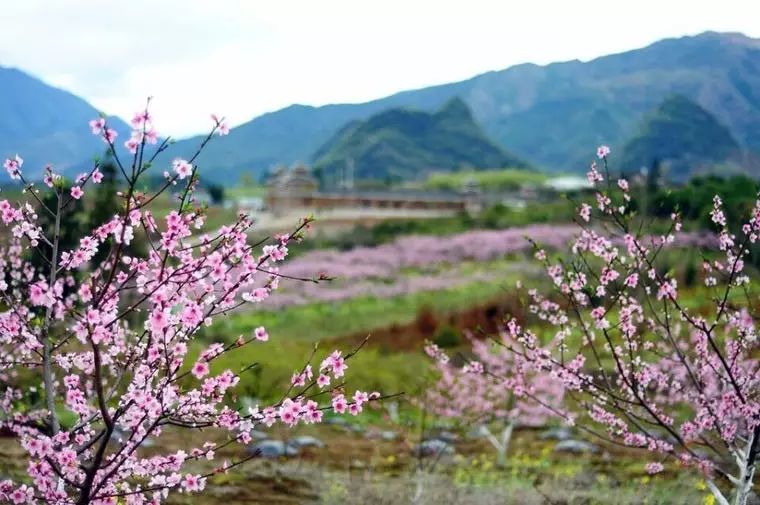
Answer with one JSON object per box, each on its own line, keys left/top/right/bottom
{"left": 619, "top": 95, "right": 740, "bottom": 181}
{"left": 433, "top": 326, "right": 461, "bottom": 348}
{"left": 206, "top": 183, "right": 225, "bottom": 204}
{"left": 640, "top": 174, "right": 759, "bottom": 227}
{"left": 313, "top": 98, "right": 529, "bottom": 183}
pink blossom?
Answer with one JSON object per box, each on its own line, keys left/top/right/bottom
{"left": 181, "top": 474, "right": 205, "bottom": 492}
{"left": 4, "top": 155, "right": 23, "bottom": 180}
{"left": 173, "top": 158, "right": 193, "bottom": 179}
{"left": 0, "top": 103, "right": 371, "bottom": 505}
{"left": 579, "top": 203, "right": 591, "bottom": 222}
{"left": 103, "top": 128, "right": 118, "bottom": 143}
{"left": 645, "top": 462, "right": 664, "bottom": 474}
{"left": 89, "top": 118, "right": 105, "bottom": 135}
{"left": 332, "top": 394, "right": 347, "bottom": 414}
{"left": 191, "top": 362, "right": 209, "bottom": 379}
{"left": 254, "top": 326, "right": 268, "bottom": 341}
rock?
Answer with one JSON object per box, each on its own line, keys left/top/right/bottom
{"left": 412, "top": 439, "right": 455, "bottom": 458}
{"left": 249, "top": 440, "right": 299, "bottom": 458}
{"left": 349, "top": 424, "right": 364, "bottom": 433}
{"left": 325, "top": 417, "right": 348, "bottom": 426}
{"left": 288, "top": 435, "right": 325, "bottom": 449}
{"left": 250, "top": 430, "right": 269, "bottom": 441}
{"left": 432, "top": 431, "right": 459, "bottom": 444}
{"left": 539, "top": 427, "right": 573, "bottom": 442}
{"left": 554, "top": 439, "right": 599, "bottom": 454}
{"left": 366, "top": 429, "right": 398, "bottom": 441}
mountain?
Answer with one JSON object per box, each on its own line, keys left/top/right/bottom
{"left": 4, "top": 31, "right": 760, "bottom": 183}
{"left": 311, "top": 98, "right": 528, "bottom": 183}
{"left": 160, "top": 31, "right": 760, "bottom": 183}
{"left": 620, "top": 95, "right": 741, "bottom": 181}
{"left": 0, "top": 67, "right": 128, "bottom": 177}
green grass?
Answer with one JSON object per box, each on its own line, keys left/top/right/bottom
{"left": 423, "top": 168, "right": 548, "bottom": 192}
{"left": 202, "top": 340, "right": 430, "bottom": 402}
{"left": 208, "top": 275, "right": 516, "bottom": 344}
{"left": 225, "top": 185, "right": 267, "bottom": 200}
{"left": 192, "top": 275, "right": 519, "bottom": 401}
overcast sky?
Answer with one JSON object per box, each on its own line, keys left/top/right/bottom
{"left": 1, "top": 0, "right": 758, "bottom": 137}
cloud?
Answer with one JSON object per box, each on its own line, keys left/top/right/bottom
{"left": 1, "top": 0, "right": 758, "bottom": 137}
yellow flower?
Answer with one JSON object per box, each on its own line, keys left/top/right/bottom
{"left": 703, "top": 494, "right": 715, "bottom": 505}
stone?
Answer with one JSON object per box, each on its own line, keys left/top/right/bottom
{"left": 249, "top": 440, "right": 299, "bottom": 458}
{"left": 412, "top": 439, "right": 455, "bottom": 458}
{"left": 349, "top": 424, "right": 364, "bottom": 433}
{"left": 432, "top": 431, "right": 459, "bottom": 444}
{"left": 539, "top": 427, "right": 573, "bottom": 442}
{"left": 325, "top": 417, "right": 348, "bottom": 426}
{"left": 366, "top": 429, "right": 398, "bottom": 441}
{"left": 553, "top": 439, "right": 599, "bottom": 454}
{"left": 288, "top": 435, "right": 325, "bottom": 449}
{"left": 250, "top": 430, "right": 269, "bottom": 441}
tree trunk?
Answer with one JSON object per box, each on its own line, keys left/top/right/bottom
{"left": 495, "top": 422, "right": 514, "bottom": 467}
{"left": 411, "top": 468, "right": 425, "bottom": 504}
{"left": 734, "top": 427, "right": 759, "bottom": 505}
{"left": 483, "top": 421, "right": 514, "bottom": 467}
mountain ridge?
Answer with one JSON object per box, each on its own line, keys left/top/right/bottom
{"left": 312, "top": 98, "right": 529, "bottom": 184}
{"left": 620, "top": 95, "right": 742, "bottom": 181}
{"left": 3, "top": 31, "right": 760, "bottom": 183}
{"left": 0, "top": 66, "right": 129, "bottom": 176}
{"left": 156, "top": 30, "right": 760, "bottom": 183}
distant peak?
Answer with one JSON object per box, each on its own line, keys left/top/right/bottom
{"left": 655, "top": 94, "right": 713, "bottom": 116}
{"left": 665, "top": 31, "right": 760, "bottom": 49}
{"left": 435, "top": 97, "right": 473, "bottom": 120}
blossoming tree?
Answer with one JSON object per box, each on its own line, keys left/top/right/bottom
{"left": 425, "top": 333, "right": 564, "bottom": 466}
{"left": 0, "top": 103, "right": 375, "bottom": 505}
{"left": 496, "top": 147, "right": 759, "bottom": 505}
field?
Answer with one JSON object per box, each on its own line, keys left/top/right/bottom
{"left": 155, "top": 213, "right": 736, "bottom": 503}
{"left": 1, "top": 176, "right": 757, "bottom": 505}
{"left": 421, "top": 168, "right": 548, "bottom": 192}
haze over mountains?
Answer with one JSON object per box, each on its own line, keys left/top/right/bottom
{"left": 2, "top": 31, "right": 760, "bottom": 183}
{"left": 0, "top": 67, "right": 129, "bottom": 175}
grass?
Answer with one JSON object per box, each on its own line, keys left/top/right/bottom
{"left": 195, "top": 275, "right": 518, "bottom": 401}
{"left": 422, "top": 168, "right": 548, "bottom": 192}
{"left": 207, "top": 275, "right": 518, "bottom": 345}
{"left": 225, "top": 185, "right": 268, "bottom": 200}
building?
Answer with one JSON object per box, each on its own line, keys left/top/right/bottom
{"left": 264, "top": 164, "right": 482, "bottom": 216}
